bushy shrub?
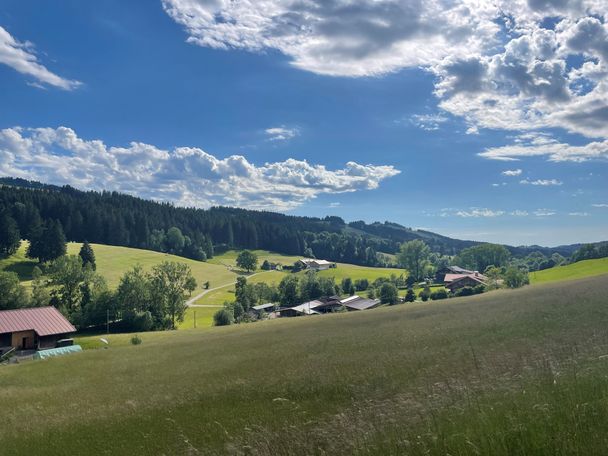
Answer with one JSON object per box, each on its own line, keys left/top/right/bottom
{"left": 123, "top": 310, "right": 154, "bottom": 332}
{"left": 421, "top": 293, "right": 429, "bottom": 302}
{"left": 405, "top": 288, "right": 416, "bottom": 302}
{"left": 380, "top": 283, "right": 398, "bottom": 305}
{"left": 455, "top": 287, "right": 474, "bottom": 297}
{"left": 355, "top": 278, "right": 369, "bottom": 291}
{"left": 473, "top": 284, "right": 485, "bottom": 294}
{"left": 130, "top": 334, "right": 142, "bottom": 345}
{"left": 213, "top": 308, "right": 234, "bottom": 326}
{"left": 430, "top": 289, "right": 448, "bottom": 300}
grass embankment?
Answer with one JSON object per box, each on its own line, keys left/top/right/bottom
{"left": 530, "top": 257, "right": 608, "bottom": 284}
{"left": 2, "top": 275, "right": 608, "bottom": 455}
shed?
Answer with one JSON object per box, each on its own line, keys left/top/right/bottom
{"left": 340, "top": 295, "right": 381, "bottom": 311}
{"left": 0, "top": 307, "right": 76, "bottom": 351}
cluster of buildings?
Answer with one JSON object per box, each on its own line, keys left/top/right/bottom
{"left": 297, "top": 258, "right": 335, "bottom": 271}
{"left": 253, "top": 294, "right": 380, "bottom": 318}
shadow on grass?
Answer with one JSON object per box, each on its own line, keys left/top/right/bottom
{"left": 3, "top": 260, "right": 38, "bottom": 281}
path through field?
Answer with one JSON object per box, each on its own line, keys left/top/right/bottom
{"left": 186, "top": 270, "right": 276, "bottom": 306}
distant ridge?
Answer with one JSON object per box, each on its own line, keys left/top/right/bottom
{"left": 0, "top": 177, "right": 596, "bottom": 262}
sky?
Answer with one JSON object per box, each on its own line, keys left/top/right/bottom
{"left": 0, "top": 0, "right": 607, "bottom": 247}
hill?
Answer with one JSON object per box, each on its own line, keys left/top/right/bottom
{"left": 0, "top": 242, "right": 237, "bottom": 290}
{"left": 2, "top": 275, "right": 608, "bottom": 454}
{"left": 0, "top": 177, "right": 593, "bottom": 267}
{"left": 530, "top": 257, "right": 608, "bottom": 284}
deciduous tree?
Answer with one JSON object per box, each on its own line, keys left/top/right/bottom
{"left": 397, "top": 240, "right": 430, "bottom": 282}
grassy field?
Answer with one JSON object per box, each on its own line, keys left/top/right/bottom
{"left": 2, "top": 274, "right": 608, "bottom": 454}
{"left": 0, "top": 242, "right": 238, "bottom": 290}
{"left": 195, "top": 250, "right": 403, "bottom": 305}
{"left": 208, "top": 249, "right": 302, "bottom": 268}
{"left": 530, "top": 257, "right": 608, "bottom": 284}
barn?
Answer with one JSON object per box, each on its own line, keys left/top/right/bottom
{"left": 0, "top": 307, "right": 76, "bottom": 352}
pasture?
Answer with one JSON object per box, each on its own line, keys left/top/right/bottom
{"left": 2, "top": 275, "right": 608, "bottom": 455}
{"left": 530, "top": 257, "right": 608, "bottom": 284}
{"left": 0, "top": 242, "right": 237, "bottom": 290}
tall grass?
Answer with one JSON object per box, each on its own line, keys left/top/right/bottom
{"left": 1, "top": 275, "right": 608, "bottom": 455}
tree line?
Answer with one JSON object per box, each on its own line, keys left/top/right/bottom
{"left": 0, "top": 241, "right": 197, "bottom": 332}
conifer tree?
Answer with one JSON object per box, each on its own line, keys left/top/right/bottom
{"left": 79, "top": 241, "right": 96, "bottom": 270}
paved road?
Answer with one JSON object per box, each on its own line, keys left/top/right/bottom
{"left": 186, "top": 270, "right": 276, "bottom": 306}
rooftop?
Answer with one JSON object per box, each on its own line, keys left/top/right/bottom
{"left": 0, "top": 307, "right": 76, "bottom": 337}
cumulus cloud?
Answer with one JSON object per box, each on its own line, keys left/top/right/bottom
{"left": 0, "top": 126, "right": 399, "bottom": 211}
{"left": 409, "top": 113, "right": 448, "bottom": 131}
{"left": 265, "top": 126, "right": 299, "bottom": 142}
{"left": 502, "top": 169, "right": 523, "bottom": 176}
{"left": 511, "top": 210, "right": 529, "bottom": 216}
{"left": 0, "top": 26, "right": 80, "bottom": 90}
{"left": 592, "top": 203, "right": 608, "bottom": 207}
{"left": 162, "top": 0, "right": 608, "bottom": 146}
{"left": 520, "top": 178, "right": 563, "bottom": 186}
{"left": 480, "top": 133, "right": 608, "bottom": 162}
{"left": 162, "top": 0, "right": 500, "bottom": 77}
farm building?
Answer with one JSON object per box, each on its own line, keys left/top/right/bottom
{"left": 279, "top": 295, "right": 381, "bottom": 317}
{"left": 279, "top": 301, "right": 322, "bottom": 317}
{"left": 0, "top": 307, "right": 76, "bottom": 352}
{"left": 340, "top": 295, "right": 381, "bottom": 311}
{"left": 251, "top": 303, "right": 276, "bottom": 316}
{"left": 444, "top": 271, "right": 487, "bottom": 291}
{"left": 435, "top": 265, "right": 474, "bottom": 282}
{"left": 298, "top": 258, "right": 335, "bottom": 271}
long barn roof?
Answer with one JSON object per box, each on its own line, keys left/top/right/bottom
{"left": 0, "top": 307, "right": 76, "bottom": 336}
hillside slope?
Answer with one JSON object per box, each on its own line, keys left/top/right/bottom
{"left": 2, "top": 275, "right": 608, "bottom": 455}
{"left": 530, "top": 257, "right": 608, "bottom": 284}
{"left": 0, "top": 242, "right": 237, "bottom": 289}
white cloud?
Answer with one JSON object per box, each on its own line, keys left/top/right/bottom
{"left": 0, "top": 126, "right": 399, "bottom": 211}
{"left": 162, "top": 0, "right": 500, "bottom": 77}
{"left": 592, "top": 203, "right": 608, "bottom": 208}
{"left": 328, "top": 202, "right": 341, "bottom": 208}
{"left": 456, "top": 208, "right": 505, "bottom": 217}
{"left": 162, "top": 0, "right": 608, "bottom": 145}
{"left": 265, "top": 126, "right": 299, "bottom": 142}
{"left": 511, "top": 210, "right": 529, "bottom": 216}
{"left": 534, "top": 208, "right": 556, "bottom": 216}
{"left": 569, "top": 211, "right": 590, "bottom": 216}
{"left": 409, "top": 113, "right": 448, "bottom": 131}
{"left": 502, "top": 169, "right": 523, "bottom": 176}
{"left": 480, "top": 133, "right": 608, "bottom": 162}
{"left": 520, "top": 178, "right": 563, "bottom": 186}
{"left": 0, "top": 26, "right": 80, "bottom": 90}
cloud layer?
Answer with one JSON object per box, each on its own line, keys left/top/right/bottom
{"left": 480, "top": 133, "right": 608, "bottom": 162}
{"left": 0, "top": 126, "right": 399, "bottom": 210}
{"left": 163, "top": 0, "right": 608, "bottom": 159}
{"left": 0, "top": 26, "right": 80, "bottom": 90}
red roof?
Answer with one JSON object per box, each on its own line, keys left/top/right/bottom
{"left": 0, "top": 307, "right": 76, "bottom": 336}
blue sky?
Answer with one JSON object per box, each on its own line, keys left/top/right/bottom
{"left": 0, "top": 0, "right": 607, "bottom": 246}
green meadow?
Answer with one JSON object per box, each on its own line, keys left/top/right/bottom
{"left": 2, "top": 275, "right": 608, "bottom": 455}
{"left": 530, "top": 257, "right": 608, "bottom": 284}
{"left": 0, "top": 242, "right": 238, "bottom": 290}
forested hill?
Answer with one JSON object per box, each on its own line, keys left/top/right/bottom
{"left": 0, "top": 177, "right": 583, "bottom": 265}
